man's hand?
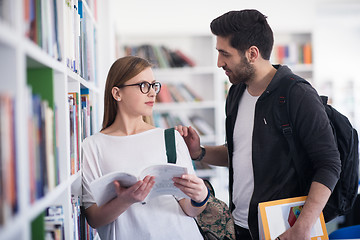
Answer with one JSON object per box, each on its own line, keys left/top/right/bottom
{"left": 175, "top": 125, "right": 202, "bottom": 159}
{"left": 277, "top": 224, "right": 311, "bottom": 240}
{"left": 277, "top": 181, "right": 331, "bottom": 240}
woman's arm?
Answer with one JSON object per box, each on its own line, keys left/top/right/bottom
{"left": 173, "top": 174, "right": 209, "bottom": 217}
{"left": 85, "top": 176, "right": 155, "bottom": 228}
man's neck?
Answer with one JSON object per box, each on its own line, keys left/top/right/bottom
{"left": 247, "top": 63, "right": 276, "bottom": 97}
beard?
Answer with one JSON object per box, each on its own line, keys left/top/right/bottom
{"left": 227, "top": 57, "right": 255, "bottom": 85}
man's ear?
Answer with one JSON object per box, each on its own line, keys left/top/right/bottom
{"left": 112, "top": 87, "right": 121, "bottom": 102}
{"left": 247, "top": 46, "right": 259, "bottom": 63}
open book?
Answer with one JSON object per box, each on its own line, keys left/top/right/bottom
{"left": 89, "top": 164, "right": 189, "bottom": 206}
{"left": 258, "top": 196, "right": 328, "bottom": 240}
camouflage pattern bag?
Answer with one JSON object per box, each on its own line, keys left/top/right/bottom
{"left": 196, "top": 180, "right": 235, "bottom": 240}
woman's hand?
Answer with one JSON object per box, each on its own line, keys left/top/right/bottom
{"left": 174, "top": 174, "right": 209, "bottom": 217}
{"left": 114, "top": 175, "right": 155, "bottom": 204}
{"left": 173, "top": 174, "right": 208, "bottom": 203}
{"left": 85, "top": 175, "right": 155, "bottom": 228}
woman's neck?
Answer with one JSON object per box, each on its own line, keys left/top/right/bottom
{"left": 101, "top": 115, "right": 154, "bottom": 136}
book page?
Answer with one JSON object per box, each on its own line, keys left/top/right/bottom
{"left": 265, "top": 202, "right": 325, "bottom": 239}
{"left": 90, "top": 172, "right": 138, "bottom": 207}
{"left": 140, "top": 164, "right": 189, "bottom": 201}
{"left": 89, "top": 164, "right": 189, "bottom": 207}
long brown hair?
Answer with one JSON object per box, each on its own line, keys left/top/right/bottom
{"left": 101, "top": 56, "right": 152, "bottom": 130}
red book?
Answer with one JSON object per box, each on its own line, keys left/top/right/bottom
{"left": 156, "top": 84, "right": 173, "bottom": 103}
{"left": 175, "top": 50, "right": 196, "bottom": 67}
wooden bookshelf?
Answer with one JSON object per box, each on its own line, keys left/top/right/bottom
{"left": 0, "top": 0, "right": 103, "bottom": 239}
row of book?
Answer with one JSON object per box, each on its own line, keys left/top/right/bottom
{"left": 72, "top": 196, "right": 98, "bottom": 240}
{"left": 76, "top": 0, "right": 97, "bottom": 82}
{"left": 24, "top": 0, "right": 62, "bottom": 61}
{"left": 68, "top": 88, "right": 93, "bottom": 175}
{"left": 156, "top": 83, "right": 202, "bottom": 103}
{"left": 153, "top": 112, "right": 215, "bottom": 136}
{"left": 24, "top": 0, "right": 97, "bottom": 83}
{"left": 271, "top": 42, "right": 312, "bottom": 65}
{"left": 68, "top": 92, "right": 80, "bottom": 175}
{"left": 124, "top": 44, "right": 196, "bottom": 68}
{"left": 31, "top": 206, "right": 60, "bottom": 240}
{"left": 83, "top": 0, "right": 97, "bottom": 20}
{"left": 0, "top": 93, "right": 17, "bottom": 226}
{"left": 27, "top": 68, "right": 60, "bottom": 203}
{"left": 31, "top": 198, "right": 97, "bottom": 240}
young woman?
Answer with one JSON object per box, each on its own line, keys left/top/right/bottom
{"left": 81, "top": 56, "right": 208, "bottom": 239}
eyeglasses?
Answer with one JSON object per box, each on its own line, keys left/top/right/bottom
{"left": 118, "top": 81, "right": 161, "bottom": 94}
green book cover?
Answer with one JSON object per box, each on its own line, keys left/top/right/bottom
{"left": 27, "top": 67, "right": 58, "bottom": 190}
{"left": 31, "top": 211, "right": 45, "bottom": 240}
{"left": 27, "top": 68, "right": 54, "bottom": 110}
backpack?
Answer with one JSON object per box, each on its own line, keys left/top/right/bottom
{"left": 164, "top": 128, "right": 235, "bottom": 240}
{"left": 276, "top": 74, "right": 359, "bottom": 222}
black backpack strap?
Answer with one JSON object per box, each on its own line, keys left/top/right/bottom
{"left": 164, "top": 128, "right": 177, "bottom": 164}
{"left": 277, "top": 75, "right": 309, "bottom": 190}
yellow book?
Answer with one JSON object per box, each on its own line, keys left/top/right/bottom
{"left": 258, "top": 196, "right": 328, "bottom": 240}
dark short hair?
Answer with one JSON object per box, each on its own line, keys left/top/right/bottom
{"left": 210, "top": 9, "right": 274, "bottom": 60}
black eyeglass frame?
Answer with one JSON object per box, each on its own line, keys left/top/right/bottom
{"left": 117, "top": 81, "right": 161, "bottom": 94}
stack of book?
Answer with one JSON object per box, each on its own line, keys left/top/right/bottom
{"left": 124, "top": 44, "right": 196, "bottom": 68}
{"left": 272, "top": 42, "right": 312, "bottom": 65}
{"left": 156, "top": 83, "right": 202, "bottom": 103}
{"left": 153, "top": 113, "right": 214, "bottom": 136}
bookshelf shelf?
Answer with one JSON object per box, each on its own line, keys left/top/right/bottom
{"left": 0, "top": 22, "right": 18, "bottom": 47}
{"left": 0, "top": 0, "right": 104, "bottom": 239}
{"left": 28, "top": 179, "right": 71, "bottom": 222}
{"left": 154, "top": 101, "right": 217, "bottom": 110}
{"left": 153, "top": 66, "right": 217, "bottom": 76}
{"left": 26, "top": 53, "right": 64, "bottom": 73}
{"left": 271, "top": 31, "right": 313, "bottom": 82}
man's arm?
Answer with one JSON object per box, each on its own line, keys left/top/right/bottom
{"left": 200, "top": 145, "right": 228, "bottom": 167}
{"left": 175, "top": 125, "right": 228, "bottom": 167}
{"left": 279, "top": 181, "right": 331, "bottom": 240}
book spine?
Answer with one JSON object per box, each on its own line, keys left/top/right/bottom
{"left": 124, "top": 44, "right": 196, "bottom": 68}
{"left": 0, "top": 93, "right": 17, "bottom": 225}
{"left": 27, "top": 68, "right": 58, "bottom": 199}
{"left": 272, "top": 42, "right": 312, "bottom": 65}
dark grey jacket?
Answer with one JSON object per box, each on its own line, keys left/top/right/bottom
{"left": 225, "top": 65, "right": 341, "bottom": 239}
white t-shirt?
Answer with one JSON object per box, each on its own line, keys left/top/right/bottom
{"left": 232, "top": 88, "right": 259, "bottom": 229}
{"left": 82, "top": 128, "right": 203, "bottom": 240}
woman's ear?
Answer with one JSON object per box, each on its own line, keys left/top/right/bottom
{"left": 111, "top": 87, "right": 121, "bottom": 102}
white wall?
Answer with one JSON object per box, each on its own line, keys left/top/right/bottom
{"left": 314, "top": 1, "right": 360, "bottom": 129}
{"left": 110, "top": 0, "right": 360, "bottom": 128}
{"left": 111, "top": 0, "right": 343, "bottom": 35}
